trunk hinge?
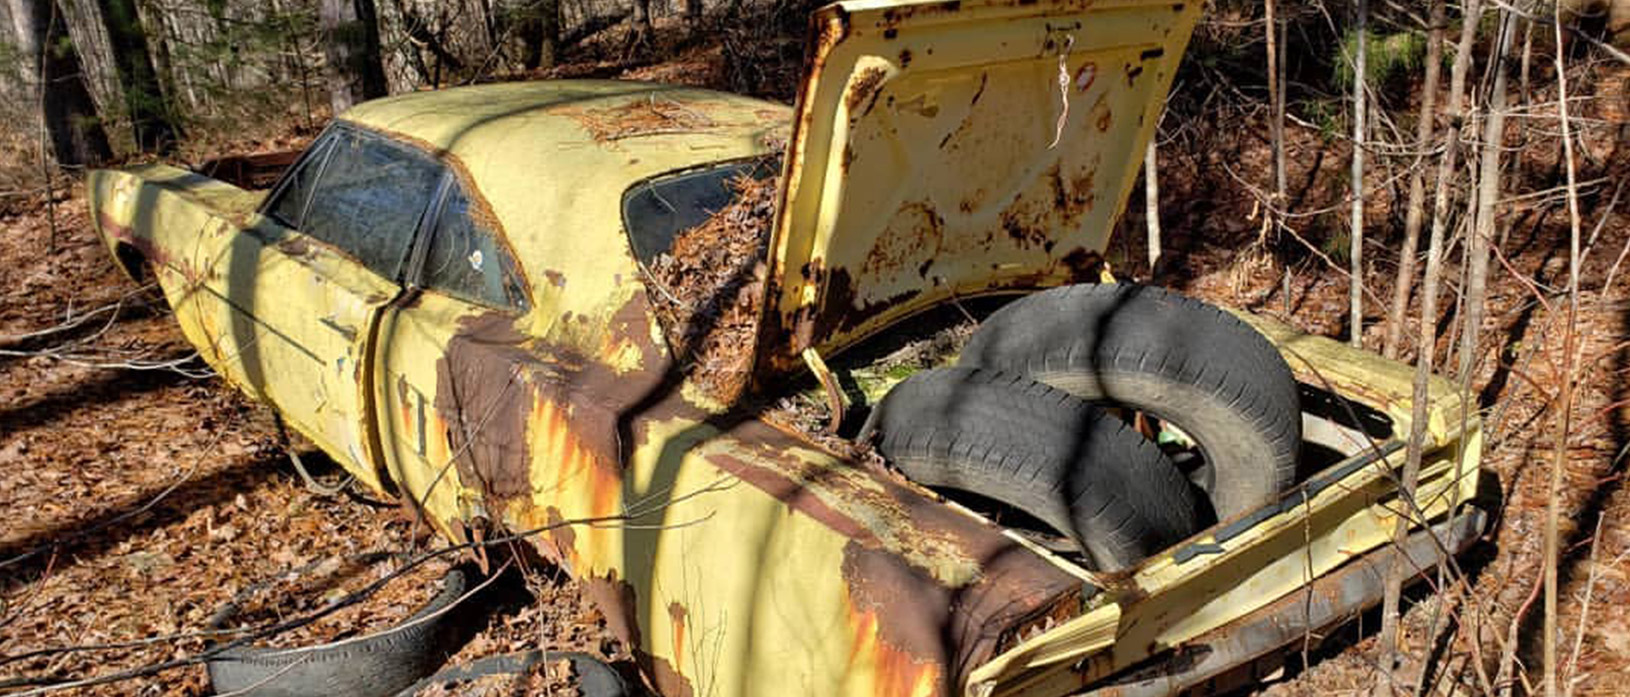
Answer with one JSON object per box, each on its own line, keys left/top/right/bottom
{"left": 801, "top": 346, "right": 846, "bottom": 434}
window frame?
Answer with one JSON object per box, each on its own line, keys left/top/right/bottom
{"left": 258, "top": 123, "right": 446, "bottom": 285}
{"left": 262, "top": 121, "right": 533, "bottom": 312}
{"left": 619, "top": 155, "right": 782, "bottom": 265}
{"left": 260, "top": 127, "right": 338, "bottom": 230}
{"left": 401, "top": 171, "right": 533, "bottom": 314}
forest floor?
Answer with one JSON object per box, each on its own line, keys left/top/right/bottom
{"left": 2, "top": 9, "right": 1629, "bottom": 697}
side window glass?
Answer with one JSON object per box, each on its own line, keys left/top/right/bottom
{"left": 301, "top": 129, "right": 442, "bottom": 279}
{"left": 422, "top": 185, "right": 528, "bottom": 311}
{"left": 266, "top": 138, "right": 332, "bottom": 230}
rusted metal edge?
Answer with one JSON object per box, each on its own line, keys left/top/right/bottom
{"left": 800, "top": 346, "right": 847, "bottom": 433}
{"left": 1172, "top": 440, "right": 1405, "bottom": 564}
{"left": 1085, "top": 507, "right": 1488, "bottom": 697}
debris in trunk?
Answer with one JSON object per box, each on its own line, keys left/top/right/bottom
{"left": 646, "top": 173, "right": 779, "bottom": 401}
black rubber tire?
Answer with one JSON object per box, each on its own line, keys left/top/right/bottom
{"left": 958, "top": 283, "right": 1301, "bottom": 519}
{"left": 860, "top": 367, "right": 1200, "bottom": 571}
{"left": 394, "top": 650, "right": 631, "bottom": 696}
{"left": 207, "top": 566, "right": 486, "bottom": 697}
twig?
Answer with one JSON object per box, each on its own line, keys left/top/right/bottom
{"left": 209, "top": 658, "right": 306, "bottom": 697}
{"left": 1543, "top": 2, "right": 1585, "bottom": 692}
{"left": 1494, "top": 568, "right": 1545, "bottom": 695}
{"left": 1561, "top": 513, "right": 1609, "bottom": 697}
{"left": 271, "top": 415, "right": 353, "bottom": 496}
{"left": 1486, "top": 0, "right": 1630, "bottom": 66}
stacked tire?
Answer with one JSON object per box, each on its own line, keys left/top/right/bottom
{"left": 864, "top": 284, "right": 1302, "bottom": 571}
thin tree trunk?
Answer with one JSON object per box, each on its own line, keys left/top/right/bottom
{"left": 1144, "top": 137, "right": 1161, "bottom": 271}
{"left": 1507, "top": 7, "right": 1535, "bottom": 252}
{"left": 1478, "top": 15, "right": 1526, "bottom": 696}
{"left": 1545, "top": 5, "right": 1583, "bottom": 695}
{"left": 148, "top": 2, "right": 183, "bottom": 117}
{"left": 1266, "top": 0, "right": 1289, "bottom": 315}
{"left": 1348, "top": 0, "right": 1369, "bottom": 348}
{"left": 1458, "top": 8, "right": 1518, "bottom": 387}
{"left": 629, "top": 0, "right": 653, "bottom": 51}
{"left": 1375, "top": 0, "right": 1483, "bottom": 688}
{"left": 1520, "top": 7, "right": 1534, "bottom": 108}
{"left": 320, "top": 0, "right": 388, "bottom": 114}
{"left": 520, "top": 0, "right": 560, "bottom": 70}
{"left": 97, "top": 0, "right": 177, "bottom": 153}
{"left": 1266, "top": 0, "right": 1285, "bottom": 199}
{"left": 1378, "top": 67, "right": 1455, "bottom": 697}
{"left": 9, "top": 0, "right": 113, "bottom": 166}
{"left": 1613, "top": 0, "right": 1630, "bottom": 48}
{"left": 283, "top": 1, "right": 317, "bottom": 132}
{"left": 1383, "top": 0, "right": 1446, "bottom": 359}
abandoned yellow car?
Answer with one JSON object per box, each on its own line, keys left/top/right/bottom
{"left": 88, "top": 0, "right": 1489, "bottom": 694}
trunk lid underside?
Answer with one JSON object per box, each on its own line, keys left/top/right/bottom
{"left": 761, "top": 0, "right": 1203, "bottom": 372}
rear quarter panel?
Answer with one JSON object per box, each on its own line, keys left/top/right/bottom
{"left": 89, "top": 165, "right": 267, "bottom": 395}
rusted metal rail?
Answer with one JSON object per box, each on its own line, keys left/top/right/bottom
{"left": 1087, "top": 508, "right": 1487, "bottom": 697}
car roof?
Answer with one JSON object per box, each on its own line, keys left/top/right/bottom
{"left": 341, "top": 80, "right": 787, "bottom": 165}
{"left": 339, "top": 80, "right": 791, "bottom": 351}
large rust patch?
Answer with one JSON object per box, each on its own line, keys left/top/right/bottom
{"left": 703, "top": 419, "right": 1083, "bottom": 688}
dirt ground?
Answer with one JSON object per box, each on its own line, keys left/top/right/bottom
{"left": 2, "top": 11, "right": 1628, "bottom": 697}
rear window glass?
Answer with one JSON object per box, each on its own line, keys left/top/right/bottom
{"left": 621, "top": 158, "right": 780, "bottom": 264}
{"left": 275, "top": 127, "right": 442, "bottom": 279}
{"left": 621, "top": 157, "right": 781, "bottom": 402}
{"left": 421, "top": 184, "right": 528, "bottom": 311}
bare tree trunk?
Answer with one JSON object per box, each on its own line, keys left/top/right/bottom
{"left": 1614, "top": 0, "right": 1630, "bottom": 48}
{"left": 97, "top": 0, "right": 178, "bottom": 153}
{"left": 1545, "top": 6, "right": 1584, "bottom": 695}
{"left": 1348, "top": 0, "right": 1369, "bottom": 348}
{"left": 9, "top": 0, "right": 112, "bottom": 166}
{"left": 1520, "top": 9, "right": 1534, "bottom": 107}
{"left": 147, "top": 2, "right": 183, "bottom": 116}
{"left": 1266, "top": 0, "right": 1285, "bottom": 199}
{"left": 1144, "top": 137, "right": 1161, "bottom": 271}
{"left": 1266, "top": 0, "right": 1290, "bottom": 314}
{"left": 629, "top": 0, "right": 653, "bottom": 51}
{"left": 1377, "top": 73, "right": 1455, "bottom": 697}
{"left": 520, "top": 0, "right": 560, "bottom": 70}
{"left": 1375, "top": 0, "right": 1483, "bottom": 688}
{"left": 1458, "top": 8, "right": 1518, "bottom": 387}
{"left": 684, "top": 0, "right": 701, "bottom": 22}
{"left": 320, "top": 0, "right": 388, "bottom": 114}
{"left": 1383, "top": 0, "right": 1446, "bottom": 359}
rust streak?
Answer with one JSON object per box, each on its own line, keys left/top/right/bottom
{"left": 846, "top": 66, "right": 891, "bottom": 119}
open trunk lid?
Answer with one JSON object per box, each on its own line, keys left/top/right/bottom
{"left": 758, "top": 0, "right": 1202, "bottom": 373}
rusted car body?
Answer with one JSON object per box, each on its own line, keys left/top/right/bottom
{"left": 89, "top": 0, "right": 1488, "bottom": 694}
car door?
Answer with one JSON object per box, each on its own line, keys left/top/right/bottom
{"left": 196, "top": 125, "right": 443, "bottom": 491}
{"left": 372, "top": 175, "right": 532, "bottom": 524}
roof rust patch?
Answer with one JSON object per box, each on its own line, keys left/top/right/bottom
{"left": 544, "top": 506, "right": 576, "bottom": 564}
{"left": 556, "top": 97, "right": 719, "bottom": 142}
{"left": 581, "top": 570, "right": 695, "bottom": 697}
